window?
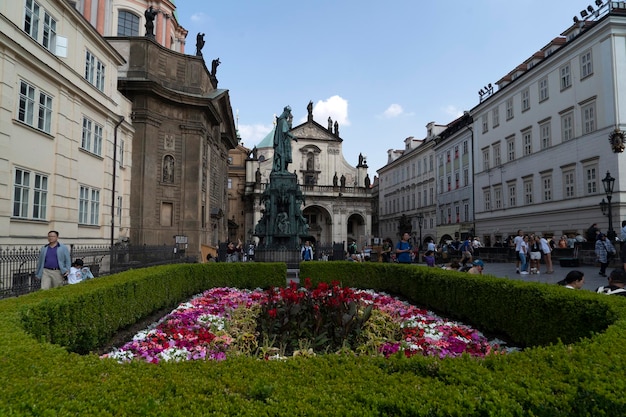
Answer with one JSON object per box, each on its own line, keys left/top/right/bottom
{"left": 24, "top": 0, "right": 57, "bottom": 52}
{"left": 564, "top": 170, "right": 575, "bottom": 198}
{"left": 508, "top": 183, "right": 516, "bottom": 207}
{"left": 482, "top": 148, "right": 489, "bottom": 171}
{"left": 522, "top": 129, "right": 532, "bottom": 156}
{"left": 447, "top": 207, "right": 452, "bottom": 224}
{"left": 447, "top": 175, "right": 451, "bottom": 191}
{"left": 455, "top": 206, "right": 460, "bottom": 223}
{"left": 463, "top": 140, "right": 468, "bottom": 154}
{"left": 585, "top": 165, "right": 597, "bottom": 194}
{"left": 18, "top": 80, "right": 52, "bottom": 133}
{"left": 464, "top": 202, "right": 469, "bottom": 222}
{"left": 81, "top": 117, "right": 103, "bottom": 156}
{"left": 117, "top": 11, "right": 140, "bottom": 36}
{"left": 429, "top": 155, "right": 433, "bottom": 171}
{"left": 561, "top": 111, "right": 574, "bottom": 141}
{"left": 463, "top": 167, "right": 469, "bottom": 187}
{"left": 24, "top": 0, "right": 40, "bottom": 40}
{"left": 85, "top": 50, "right": 105, "bottom": 91}
{"left": 521, "top": 88, "right": 530, "bottom": 112}
{"left": 539, "top": 77, "right": 549, "bottom": 102}
{"left": 117, "top": 196, "right": 123, "bottom": 221}
{"left": 523, "top": 179, "right": 533, "bottom": 204}
{"left": 13, "top": 168, "right": 48, "bottom": 219}
{"left": 560, "top": 64, "right": 571, "bottom": 90}
{"left": 542, "top": 174, "right": 552, "bottom": 202}
{"left": 483, "top": 189, "right": 491, "bottom": 211}
{"left": 227, "top": 178, "right": 233, "bottom": 189}
{"left": 492, "top": 107, "right": 500, "bottom": 128}
{"left": 506, "top": 136, "right": 515, "bottom": 161}
{"left": 506, "top": 98, "right": 514, "bottom": 120}
{"left": 454, "top": 145, "right": 459, "bottom": 159}
{"left": 494, "top": 186, "right": 502, "bottom": 209}
{"left": 119, "top": 139, "right": 125, "bottom": 167}
{"left": 482, "top": 115, "right": 488, "bottom": 133}
{"left": 582, "top": 102, "right": 596, "bottom": 134}
{"left": 493, "top": 143, "right": 501, "bottom": 166}
{"left": 446, "top": 150, "right": 451, "bottom": 162}
{"left": 539, "top": 121, "right": 551, "bottom": 149}
{"left": 580, "top": 49, "right": 593, "bottom": 79}
{"left": 79, "top": 186, "right": 100, "bottom": 225}
{"left": 455, "top": 171, "right": 460, "bottom": 189}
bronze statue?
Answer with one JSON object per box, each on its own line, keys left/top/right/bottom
{"left": 196, "top": 33, "right": 205, "bottom": 56}
{"left": 272, "top": 106, "right": 297, "bottom": 173}
{"left": 144, "top": 6, "right": 158, "bottom": 37}
{"left": 364, "top": 174, "right": 371, "bottom": 188}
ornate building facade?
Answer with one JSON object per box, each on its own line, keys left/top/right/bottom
{"left": 244, "top": 103, "right": 373, "bottom": 249}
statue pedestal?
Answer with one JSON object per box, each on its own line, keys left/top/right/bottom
{"left": 254, "top": 172, "right": 309, "bottom": 249}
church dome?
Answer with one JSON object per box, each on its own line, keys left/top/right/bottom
{"left": 256, "top": 128, "right": 275, "bottom": 149}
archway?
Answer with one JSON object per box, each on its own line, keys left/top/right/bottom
{"left": 302, "top": 205, "right": 332, "bottom": 244}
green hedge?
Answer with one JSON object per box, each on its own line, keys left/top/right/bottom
{"left": 0, "top": 262, "right": 625, "bottom": 415}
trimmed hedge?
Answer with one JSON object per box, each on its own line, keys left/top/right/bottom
{"left": 0, "top": 262, "right": 625, "bottom": 415}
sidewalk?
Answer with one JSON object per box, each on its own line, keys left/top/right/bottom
{"left": 476, "top": 261, "right": 618, "bottom": 292}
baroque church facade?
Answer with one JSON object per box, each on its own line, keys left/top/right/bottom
{"left": 244, "top": 103, "right": 373, "bottom": 249}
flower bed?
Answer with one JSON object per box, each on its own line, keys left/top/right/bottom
{"left": 103, "top": 279, "right": 504, "bottom": 363}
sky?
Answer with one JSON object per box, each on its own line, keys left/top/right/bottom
{"left": 175, "top": 0, "right": 592, "bottom": 174}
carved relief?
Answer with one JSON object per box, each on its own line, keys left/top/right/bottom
{"left": 164, "top": 134, "right": 175, "bottom": 150}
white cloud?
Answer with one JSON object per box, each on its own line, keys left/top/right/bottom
{"left": 190, "top": 13, "right": 208, "bottom": 24}
{"left": 381, "top": 104, "right": 404, "bottom": 119}
{"left": 238, "top": 123, "right": 274, "bottom": 146}
{"left": 307, "top": 95, "right": 350, "bottom": 126}
{"left": 442, "top": 105, "right": 464, "bottom": 119}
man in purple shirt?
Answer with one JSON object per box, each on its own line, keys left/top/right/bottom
{"left": 35, "top": 231, "right": 71, "bottom": 289}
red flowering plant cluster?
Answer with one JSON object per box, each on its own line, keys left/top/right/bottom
{"left": 102, "top": 279, "right": 508, "bottom": 363}
{"left": 256, "top": 279, "right": 373, "bottom": 355}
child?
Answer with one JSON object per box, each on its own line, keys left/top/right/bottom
{"left": 68, "top": 259, "right": 94, "bottom": 284}
{"left": 424, "top": 250, "right": 436, "bottom": 267}
{"left": 68, "top": 259, "right": 85, "bottom": 284}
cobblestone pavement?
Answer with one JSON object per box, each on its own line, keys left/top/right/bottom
{"left": 465, "top": 260, "right": 621, "bottom": 292}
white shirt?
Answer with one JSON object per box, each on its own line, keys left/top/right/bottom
{"left": 514, "top": 235, "right": 524, "bottom": 252}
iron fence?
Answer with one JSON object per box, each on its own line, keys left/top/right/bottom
{"left": 0, "top": 244, "right": 193, "bottom": 299}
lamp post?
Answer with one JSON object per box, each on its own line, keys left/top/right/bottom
{"left": 416, "top": 213, "right": 424, "bottom": 253}
{"left": 601, "top": 171, "right": 616, "bottom": 241}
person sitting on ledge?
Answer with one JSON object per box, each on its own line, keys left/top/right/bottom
{"left": 557, "top": 270, "right": 585, "bottom": 289}
{"left": 596, "top": 269, "right": 626, "bottom": 296}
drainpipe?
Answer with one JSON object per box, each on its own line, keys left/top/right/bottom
{"left": 111, "top": 116, "right": 125, "bottom": 248}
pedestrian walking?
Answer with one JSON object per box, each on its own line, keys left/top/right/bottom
{"left": 35, "top": 231, "right": 71, "bottom": 289}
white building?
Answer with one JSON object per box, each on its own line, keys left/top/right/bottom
{"left": 376, "top": 122, "right": 445, "bottom": 246}
{"left": 0, "top": 0, "right": 134, "bottom": 245}
{"left": 245, "top": 103, "right": 372, "bottom": 248}
{"left": 433, "top": 113, "right": 475, "bottom": 244}
{"left": 471, "top": 2, "right": 626, "bottom": 243}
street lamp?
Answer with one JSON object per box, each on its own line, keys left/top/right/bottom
{"left": 416, "top": 213, "right": 424, "bottom": 253}
{"left": 601, "top": 171, "right": 616, "bottom": 241}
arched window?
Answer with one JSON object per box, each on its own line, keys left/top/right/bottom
{"left": 117, "top": 10, "right": 139, "bottom": 36}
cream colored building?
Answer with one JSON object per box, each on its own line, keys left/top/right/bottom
{"left": 0, "top": 0, "right": 133, "bottom": 245}
{"left": 377, "top": 123, "right": 444, "bottom": 247}
{"left": 471, "top": 3, "right": 626, "bottom": 243}
{"left": 245, "top": 103, "right": 373, "bottom": 249}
